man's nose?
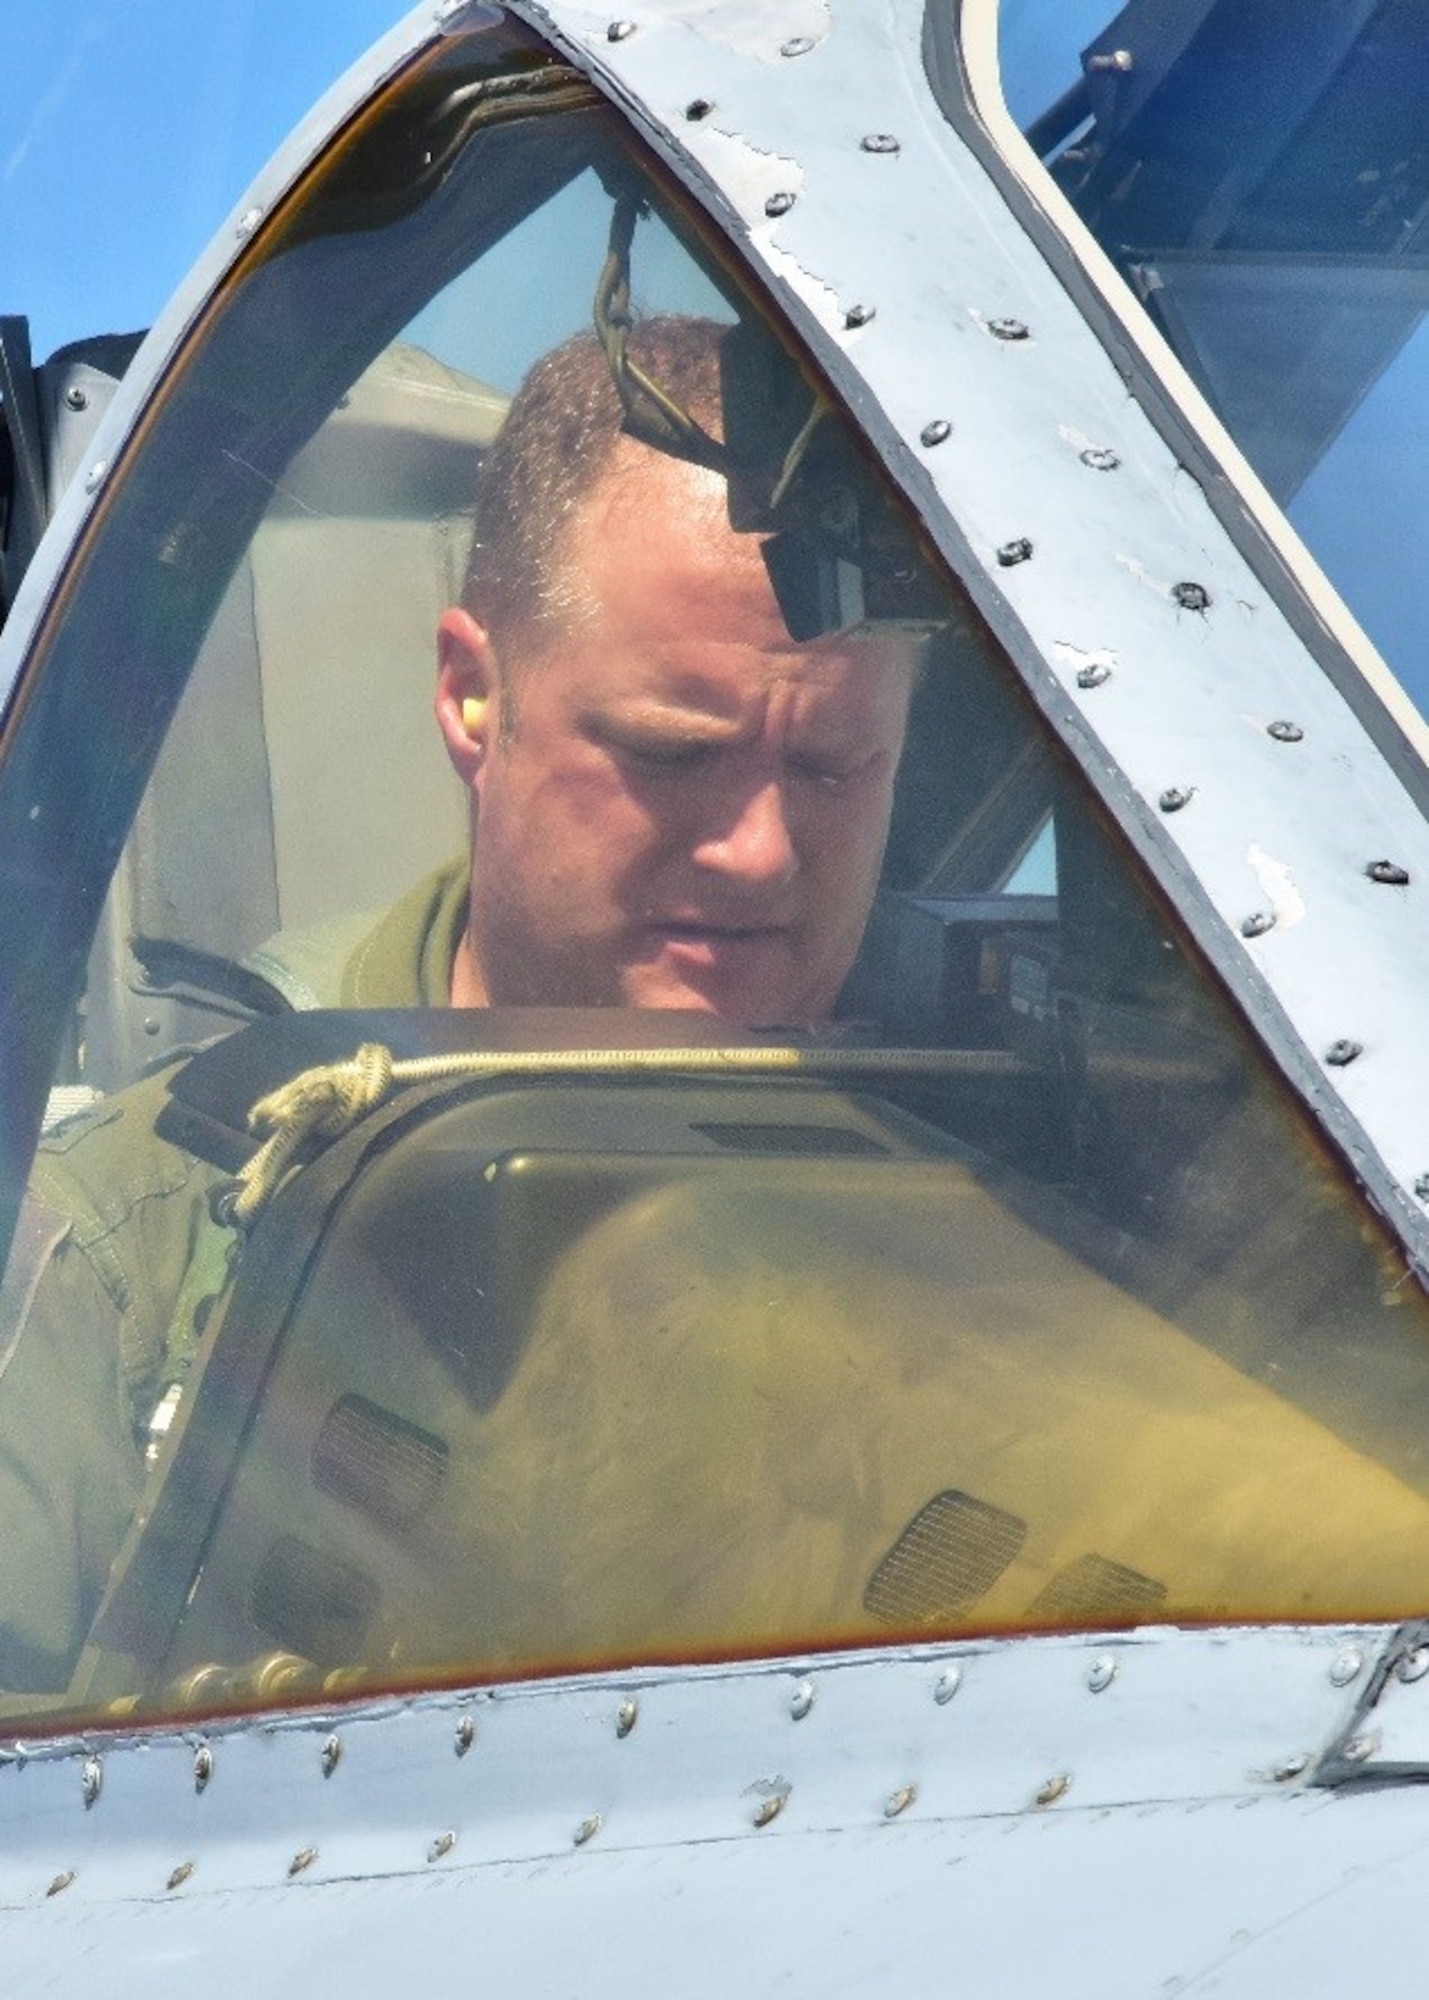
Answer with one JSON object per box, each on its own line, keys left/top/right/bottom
{"left": 694, "top": 779, "right": 798, "bottom": 886}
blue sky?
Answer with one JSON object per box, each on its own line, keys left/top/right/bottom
{"left": 0, "top": 1, "right": 1109, "bottom": 366}
{"left": 998, "top": 0, "right": 1113, "bottom": 128}
{"left": 1, "top": 0, "right": 407, "bottom": 361}
{"left": 6, "top": 2, "right": 1424, "bottom": 709}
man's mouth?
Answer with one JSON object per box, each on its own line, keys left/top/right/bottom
{"left": 653, "top": 919, "right": 786, "bottom": 938}
{"left": 641, "top": 918, "right": 792, "bottom": 960}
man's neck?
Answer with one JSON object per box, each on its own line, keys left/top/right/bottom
{"left": 449, "top": 927, "right": 489, "bottom": 1007}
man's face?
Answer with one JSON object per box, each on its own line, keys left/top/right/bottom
{"left": 439, "top": 450, "right": 918, "bottom": 1026}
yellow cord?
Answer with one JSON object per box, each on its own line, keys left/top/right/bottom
{"left": 229, "top": 1040, "right": 1017, "bottom": 1229}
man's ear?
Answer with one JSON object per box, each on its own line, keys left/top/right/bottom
{"left": 436, "top": 607, "right": 501, "bottom": 785}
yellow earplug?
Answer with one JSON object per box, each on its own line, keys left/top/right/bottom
{"left": 461, "top": 697, "right": 484, "bottom": 738}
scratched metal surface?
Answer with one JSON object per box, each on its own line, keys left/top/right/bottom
{"left": 1, "top": 14, "right": 1428, "bottom": 1983}
{"left": 954, "top": 0, "right": 1429, "bottom": 774}
{"left": 512, "top": 0, "right": 1429, "bottom": 1271}
{"left": 0, "top": 1626, "right": 1419, "bottom": 1996}
{"left": 3, "top": 0, "right": 1426, "bottom": 1278}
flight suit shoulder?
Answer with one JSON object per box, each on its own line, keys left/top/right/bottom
{"left": 26, "top": 1067, "right": 224, "bottom": 1405}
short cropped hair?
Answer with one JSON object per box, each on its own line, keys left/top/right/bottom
{"left": 464, "top": 314, "right": 728, "bottom": 646}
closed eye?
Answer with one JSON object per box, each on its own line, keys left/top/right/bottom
{"left": 787, "top": 750, "right": 875, "bottom": 788}
{"left": 609, "top": 735, "right": 720, "bottom": 773}
{"left": 591, "top": 719, "right": 728, "bottom": 772}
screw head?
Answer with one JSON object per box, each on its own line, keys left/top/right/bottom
{"left": 933, "top": 1665, "right": 962, "bottom": 1705}
{"left": 780, "top": 34, "right": 814, "bottom": 55}
{"left": 1079, "top": 446, "right": 1120, "bottom": 471}
{"left": 920, "top": 418, "right": 951, "bottom": 448}
{"left": 573, "top": 1814, "right": 603, "bottom": 1847}
{"left": 427, "top": 1830, "right": 457, "bottom": 1862}
{"left": 288, "top": 1846, "right": 318, "bottom": 1878}
{"left": 1267, "top": 719, "right": 1304, "bottom": 743}
{"left": 1035, "top": 1773, "right": 1070, "bottom": 1806}
{"left": 81, "top": 1756, "right": 103, "bottom": 1809}
{"left": 84, "top": 460, "right": 108, "bottom": 494}
{"left": 1240, "top": 911, "right": 1275, "bottom": 938}
{"left": 1414, "top": 1174, "right": 1429, "bottom": 1202}
{"left": 606, "top": 18, "right": 635, "bottom": 39}
{"left": 1172, "top": 580, "right": 1211, "bottom": 612}
{"left": 764, "top": 191, "right": 796, "bottom": 218}
{"left": 883, "top": 1784, "right": 917, "bottom": 1819}
{"left": 1329, "top": 1647, "right": 1364, "bottom": 1687}
{"left": 63, "top": 384, "right": 89, "bottom": 412}
{"left": 615, "top": 1696, "right": 639, "bottom": 1739}
{"left": 844, "top": 302, "right": 875, "bottom": 329}
{"left": 1367, "top": 859, "right": 1410, "bottom": 885}
{"left": 752, "top": 1791, "right": 788, "bottom": 1828}
{"left": 1325, "top": 1039, "right": 1363, "bottom": 1067}
{"left": 208, "top": 1181, "right": 242, "bottom": 1227}
{"left": 320, "top": 1734, "right": 342, "bottom": 1778}
{"left": 1341, "top": 1732, "right": 1379, "bottom": 1765}
{"left": 235, "top": 206, "right": 263, "bottom": 240}
{"left": 1397, "top": 1646, "right": 1429, "bottom": 1683}
{"left": 1088, "top": 47, "right": 1134, "bottom": 72}
{"left": 988, "top": 317, "right": 1030, "bottom": 341}
{"left": 996, "top": 537, "right": 1034, "bottom": 567}
{"left": 1076, "top": 661, "right": 1112, "bottom": 689}
{"left": 1159, "top": 786, "right": 1194, "bottom": 813}
{"left": 455, "top": 1714, "right": 476, "bottom": 1755}
{"left": 193, "top": 1743, "right": 214, "bottom": 1793}
{"left": 1087, "top": 1655, "right": 1117, "bottom": 1693}
{"left": 166, "top": 1860, "right": 196, "bottom": 1892}
{"left": 685, "top": 98, "right": 713, "bottom": 121}
{"left": 789, "top": 1678, "right": 816, "bottom": 1721}
{"left": 861, "top": 133, "right": 901, "bottom": 155}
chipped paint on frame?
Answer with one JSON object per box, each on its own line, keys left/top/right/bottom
{"left": 509, "top": 0, "right": 1429, "bottom": 1277}
{"left": 0, "top": 1626, "right": 1418, "bottom": 1993}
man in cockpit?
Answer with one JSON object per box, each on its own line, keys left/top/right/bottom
{"left": 0, "top": 315, "right": 920, "bottom": 1692}
{"left": 321, "top": 317, "right": 918, "bottom": 1027}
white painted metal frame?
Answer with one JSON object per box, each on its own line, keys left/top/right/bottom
{"left": 508, "top": 0, "right": 1429, "bottom": 1278}
{"left": 956, "top": 0, "right": 1429, "bottom": 772}
{"left": 2, "top": 6, "right": 1429, "bottom": 1988}
{"left": 0, "top": 1624, "right": 1422, "bottom": 1997}
{"left": 2, "top": 0, "right": 1425, "bottom": 1264}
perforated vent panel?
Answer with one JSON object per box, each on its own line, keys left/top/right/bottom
{"left": 1029, "top": 1554, "right": 1166, "bottom": 1621}
{"left": 864, "top": 1489, "right": 1026, "bottom": 1624}
{"left": 250, "top": 1535, "right": 379, "bottom": 1665}
{"left": 311, "top": 1394, "right": 449, "bottom": 1532}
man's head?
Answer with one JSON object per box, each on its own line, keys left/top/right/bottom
{"left": 435, "top": 317, "right": 921, "bottom": 1026}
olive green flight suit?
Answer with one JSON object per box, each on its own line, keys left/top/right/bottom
{"left": 0, "top": 862, "right": 467, "bottom": 1692}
